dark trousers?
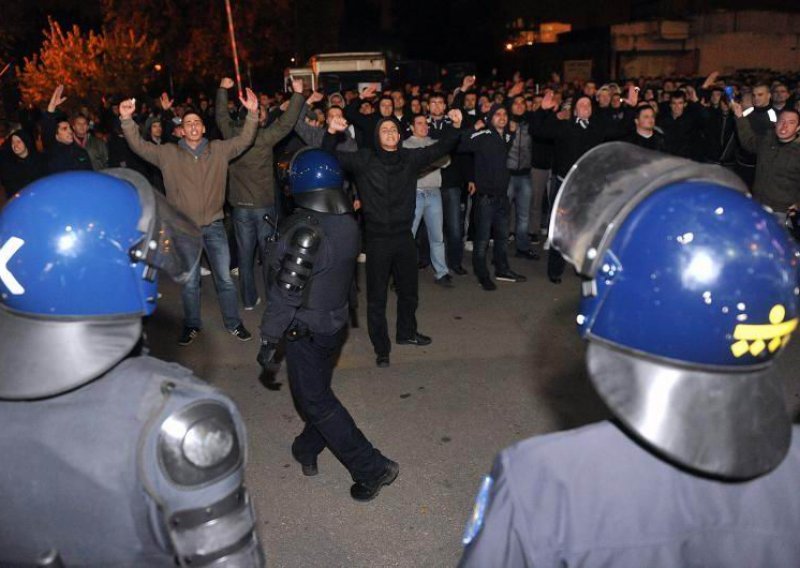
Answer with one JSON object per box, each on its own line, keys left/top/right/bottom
{"left": 547, "top": 177, "right": 567, "bottom": 279}
{"left": 472, "top": 194, "right": 511, "bottom": 280}
{"left": 365, "top": 233, "right": 418, "bottom": 356}
{"left": 287, "top": 328, "right": 387, "bottom": 482}
{"left": 441, "top": 186, "right": 465, "bottom": 269}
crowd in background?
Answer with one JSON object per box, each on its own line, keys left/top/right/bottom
{"left": 0, "top": 67, "right": 798, "bottom": 342}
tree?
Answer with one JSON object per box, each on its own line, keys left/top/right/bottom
{"left": 17, "top": 18, "right": 158, "bottom": 110}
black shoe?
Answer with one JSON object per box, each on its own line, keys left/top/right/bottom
{"left": 292, "top": 447, "right": 318, "bottom": 477}
{"left": 435, "top": 274, "right": 454, "bottom": 288}
{"left": 495, "top": 270, "right": 527, "bottom": 283}
{"left": 418, "top": 261, "right": 430, "bottom": 270}
{"left": 515, "top": 249, "right": 540, "bottom": 260}
{"left": 178, "top": 326, "right": 200, "bottom": 346}
{"left": 376, "top": 355, "right": 390, "bottom": 368}
{"left": 478, "top": 277, "right": 497, "bottom": 291}
{"left": 530, "top": 234, "right": 541, "bottom": 246}
{"left": 396, "top": 332, "right": 432, "bottom": 346}
{"left": 350, "top": 460, "right": 400, "bottom": 502}
{"left": 229, "top": 324, "right": 252, "bottom": 341}
{"left": 549, "top": 276, "right": 563, "bottom": 284}
{"left": 451, "top": 265, "right": 468, "bottom": 276}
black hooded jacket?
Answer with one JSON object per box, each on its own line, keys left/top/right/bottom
{"left": 322, "top": 118, "right": 460, "bottom": 238}
{"left": 40, "top": 111, "right": 93, "bottom": 174}
{"left": 0, "top": 130, "right": 48, "bottom": 198}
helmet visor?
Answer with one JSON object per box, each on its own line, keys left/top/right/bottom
{"left": 548, "top": 142, "right": 747, "bottom": 278}
{"left": 102, "top": 168, "right": 201, "bottom": 284}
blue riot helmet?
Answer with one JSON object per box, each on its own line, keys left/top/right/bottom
{"left": 288, "top": 148, "right": 353, "bottom": 214}
{"left": 550, "top": 142, "right": 799, "bottom": 480}
{"left": 0, "top": 169, "right": 201, "bottom": 400}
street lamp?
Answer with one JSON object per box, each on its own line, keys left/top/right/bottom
{"left": 505, "top": 43, "right": 514, "bottom": 51}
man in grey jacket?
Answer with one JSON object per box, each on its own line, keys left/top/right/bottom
{"left": 403, "top": 114, "right": 453, "bottom": 287}
{"left": 216, "top": 76, "right": 306, "bottom": 311}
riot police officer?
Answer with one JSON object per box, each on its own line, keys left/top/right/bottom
{"left": 0, "top": 170, "right": 264, "bottom": 566}
{"left": 258, "top": 148, "right": 399, "bottom": 502}
{"left": 459, "top": 143, "right": 800, "bottom": 566}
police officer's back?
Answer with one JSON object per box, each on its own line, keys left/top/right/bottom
{"left": 460, "top": 143, "right": 800, "bottom": 567}
{"left": 0, "top": 170, "right": 264, "bottom": 566}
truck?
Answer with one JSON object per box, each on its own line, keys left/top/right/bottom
{"left": 284, "top": 52, "right": 387, "bottom": 94}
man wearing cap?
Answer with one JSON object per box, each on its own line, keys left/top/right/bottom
{"left": 459, "top": 144, "right": 800, "bottom": 567}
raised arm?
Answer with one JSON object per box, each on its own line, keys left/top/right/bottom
{"left": 40, "top": 85, "right": 69, "bottom": 151}
{"left": 218, "top": 88, "right": 260, "bottom": 160}
{"left": 261, "top": 77, "right": 306, "bottom": 145}
{"left": 408, "top": 110, "right": 463, "bottom": 170}
{"left": 731, "top": 101, "right": 760, "bottom": 155}
{"left": 119, "top": 98, "right": 163, "bottom": 166}
{"left": 322, "top": 116, "right": 363, "bottom": 173}
{"left": 215, "top": 78, "right": 236, "bottom": 140}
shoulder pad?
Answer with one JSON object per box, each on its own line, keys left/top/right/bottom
{"left": 291, "top": 225, "right": 322, "bottom": 252}
{"left": 158, "top": 401, "right": 242, "bottom": 487}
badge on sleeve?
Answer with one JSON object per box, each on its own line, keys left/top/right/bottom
{"left": 462, "top": 475, "right": 494, "bottom": 546}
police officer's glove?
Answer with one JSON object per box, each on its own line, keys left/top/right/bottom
{"left": 257, "top": 340, "right": 280, "bottom": 372}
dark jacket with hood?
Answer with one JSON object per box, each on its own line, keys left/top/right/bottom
{"left": 344, "top": 98, "right": 400, "bottom": 151}
{"left": 322, "top": 117, "right": 459, "bottom": 238}
{"left": 459, "top": 104, "right": 515, "bottom": 196}
{"left": 0, "top": 130, "right": 48, "bottom": 198}
{"left": 40, "top": 112, "right": 93, "bottom": 174}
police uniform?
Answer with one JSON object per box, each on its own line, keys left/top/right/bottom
{"left": 460, "top": 422, "right": 800, "bottom": 567}
{"left": 258, "top": 149, "right": 397, "bottom": 501}
{"left": 460, "top": 143, "right": 800, "bottom": 567}
{"left": 0, "top": 170, "right": 264, "bottom": 566}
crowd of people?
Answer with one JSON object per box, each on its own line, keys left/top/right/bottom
{"left": 0, "top": 68, "right": 798, "bottom": 365}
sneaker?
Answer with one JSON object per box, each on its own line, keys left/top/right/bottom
{"left": 200, "top": 267, "right": 212, "bottom": 277}
{"left": 434, "top": 274, "right": 454, "bottom": 288}
{"left": 396, "top": 332, "right": 432, "bottom": 346}
{"left": 376, "top": 355, "right": 390, "bottom": 368}
{"left": 496, "top": 270, "right": 527, "bottom": 283}
{"left": 357, "top": 252, "right": 367, "bottom": 263}
{"left": 229, "top": 324, "right": 252, "bottom": 341}
{"left": 178, "top": 326, "right": 200, "bottom": 346}
{"left": 479, "top": 277, "right": 496, "bottom": 291}
{"left": 464, "top": 241, "right": 473, "bottom": 252}
{"left": 451, "top": 265, "right": 468, "bottom": 276}
{"left": 230, "top": 267, "right": 239, "bottom": 277}
{"left": 243, "top": 297, "right": 262, "bottom": 311}
{"left": 530, "top": 235, "right": 542, "bottom": 246}
{"left": 514, "top": 249, "right": 540, "bottom": 260}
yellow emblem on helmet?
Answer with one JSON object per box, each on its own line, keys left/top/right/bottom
{"left": 731, "top": 305, "right": 798, "bottom": 358}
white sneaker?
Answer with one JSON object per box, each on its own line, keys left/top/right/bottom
{"left": 464, "top": 241, "right": 473, "bottom": 252}
{"left": 230, "top": 267, "right": 239, "bottom": 277}
{"left": 357, "top": 253, "right": 367, "bottom": 263}
{"left": 200, "top": 267, "right": 212, "bottom": 277}
{"left": 243, "top": 297, "right": 262, "bottom": 311}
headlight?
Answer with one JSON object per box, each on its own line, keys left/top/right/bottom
{"left": 182, "top": 417, "right": 235, "bottom": 468}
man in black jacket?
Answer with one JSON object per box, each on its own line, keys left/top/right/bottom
{"left": 344, "top": 85, "right": 398, "bottom": 151}
{"left": 626, "top": 105, "right": 666, "bottom": 152}
{"left": 323, "top": 111, "right": 463, "bottom": 367}
{"left": 428, "top": 92, "right": 473, "bottom": 275}
{"left": 658, "top": 91, "right": 704, "bottom": 160}
{"left": 460, "top": 104, "right": 527, "bottom": 291}
{"left": 40, "top": 85, "right": 92, "bottom": 174}
{"left": 534, "top": 89, "right": 636, "bottom": 283}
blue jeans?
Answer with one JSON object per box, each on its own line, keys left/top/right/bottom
{"left": 182, "top": 220, "right": 242, "bottom": 331}
{"left": 412, "top": 189, "right": 448, "bottom": 279}
{"left": 441, "top": 186, "right": 465, "bottom": 269}
{"left": 472, "top": 194, "right": 510, "bottom": 279}
{"left": 233, "top": 206, "right": 275, "bottom": 308}
{"left": 507, "top": 173, "right": 532, "bottom": 252}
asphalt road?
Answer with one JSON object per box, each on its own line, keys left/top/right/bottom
{"left": 144, "top": 254, "right": 800, "bottom": 568}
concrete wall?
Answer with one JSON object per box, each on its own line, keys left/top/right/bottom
{"left": 610, "top": 11, "right": 800, "bottom": 77}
